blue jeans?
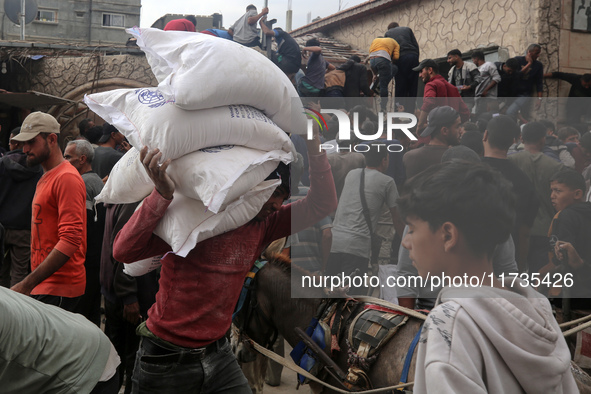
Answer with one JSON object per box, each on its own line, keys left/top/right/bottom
{"left": 370, "top": 57, "right": 398, "bottom": 111}
{"left": 506, "top": 95, "right": 531, "bottom": 116}
{"left": 131, "top": 337, "right": 250, "bottom": 393}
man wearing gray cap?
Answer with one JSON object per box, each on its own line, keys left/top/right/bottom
{"left": 403, "top": 106, "right": 462, "bottom": 179}
{"left": 413, "top": 59, "right": 470, "bottom": 132}
{"left": 10, "top": 112, "right": 87, "bottom": 312}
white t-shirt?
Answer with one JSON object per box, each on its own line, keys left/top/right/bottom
{"left": 230, "top": 10, "right": 259, "bottom": 44}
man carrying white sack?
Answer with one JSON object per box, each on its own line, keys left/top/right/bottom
{"left": 113, "top": 121, "right": 337, "bottom": 393}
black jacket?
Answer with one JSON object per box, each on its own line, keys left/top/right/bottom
{"left": 551, "top": 72, "right": 591, "bottom": 122}
{"left": 100, "top": 203, "right": 159, "bottom": 315}
{"left": 0, "top": 150, "right": 42, "bottom": 229}
{"left": 385, "top": 26, "right": 419, "bottom": 56}
{"left": 339, "top": 59, "right": 372, "bottom": 97}
{"left": 551, "top": 202, "right": 591, "bottom": 300}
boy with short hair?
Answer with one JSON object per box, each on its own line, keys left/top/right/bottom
{"left": 540, "top": 169, "right": 591, "bottom": 309}
{"left": 558, "top": 126, "right": 581, "bottom": 144}
{"left": 509, "top": 122, "right": 566, "bottom": 274}
{"left": 228, "top": 4, "right": 269, "bottom": 48}
{"left": 298, "top": 38, "right": 334, "bottom": 97}
{"left": 398, "top": 161, "right": 577, "bottom": 393}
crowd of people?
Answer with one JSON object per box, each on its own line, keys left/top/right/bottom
{"left": 1, "top": 4, "right": 591, "bottom": 393}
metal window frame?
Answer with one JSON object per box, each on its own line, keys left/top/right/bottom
{"left": 102, "top": 12, "right": 125, "bottom": 28}
{"left": 35, "top": 8, "right": 58, "bottom": 24}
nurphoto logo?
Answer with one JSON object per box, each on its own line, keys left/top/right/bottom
{"left": 305, "top": 108, "right": 418, "bottom": 153}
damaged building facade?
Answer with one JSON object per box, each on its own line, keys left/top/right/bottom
{"left": 0, "top": 44, "right": 156, "bottom": 148}
{"left": 290, "top": 0, "right": 591, "bottom": 121}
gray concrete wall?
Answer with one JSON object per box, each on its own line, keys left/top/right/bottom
{"left": 297, "top": 0, "right": 591, "bottom": 119}
{"left": 327, "top": 0, "right": 541, "bottom": 66}
{"left": 0, "top": 0, "right": 140, "bottom": 45}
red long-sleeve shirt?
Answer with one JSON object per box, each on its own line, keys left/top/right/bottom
{"left": 113, "top": 153, "right": 337, "bottom": 348}
{"left": 422, "top": 74, "right": 471, "bottom": 122}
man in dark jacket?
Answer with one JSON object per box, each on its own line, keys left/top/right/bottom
{"left": 385, "top": 22, "right": 420, "bottom": 113}
{"left": 506, "top": 44, "right": 544, "bottom": 118}
{"left": 100, "top": 202, "right": 159, "bottom": 394}
{"left": 544, "top": 71, "right": 591, "bottom": 126}
{"left": 259, "top": 22, "right": 302, "bottom": 79}
{"left": 0, "top": 128, "right": 42, "bottom": 287}
{"left": 338, "top": 55, "right": 372, "bottom": 102}
{"left": 495, "top": 58, "right": 520, "bottom": 110}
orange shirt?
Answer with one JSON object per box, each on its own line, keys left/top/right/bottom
{"left": 30, "top": 160, "right": 87, "bottom": 297}
{"left": 369, "top": 37, "right": 400, "bottom": 61}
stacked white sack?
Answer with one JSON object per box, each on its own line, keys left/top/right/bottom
{"left": 85, "top": 30, "right": 299, "bottom": 259}
{"left": 84, "top": 88, "right": 294, "bottom": 255}
{"left": 84, "top": 89, "right": 293, "bottom": 159}
{"left": 123, "top": 180, "right": 281, "bottom": 276}
{"left": 96, "top": 145, "right": 291, "bottom": 214}
{"left": 123, "top": 179, "right": 280, "bottom": 273}
{"left": 154, "top": 179, "right": 280, "bottom": 257}
{"left": 126, "top": 27, "right": 308, "bottom": 136}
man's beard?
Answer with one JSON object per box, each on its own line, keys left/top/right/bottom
{"left": 26, "top": 146, "right": 50, "bottom": 167}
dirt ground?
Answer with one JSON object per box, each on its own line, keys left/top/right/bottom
{"left": 264, "top": 342, "right": 304, "bottom": 394}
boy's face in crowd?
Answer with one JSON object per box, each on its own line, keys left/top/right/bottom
{"left": 564, "top": 134, "right": 579, "bottom": 144}
{"left": 254, "top": 187, "right": 289, "bottom": 221}
{"left": 402, "top": 216, "right": 447, "bottom": 278}
{"left": 550, "top": 181, "right": 582, "bottom": 212}
{"left": 458, "top": 126, "right": 466, "bottom": 139}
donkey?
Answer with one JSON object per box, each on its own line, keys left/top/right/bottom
{"left": 236, "top": 256, "right": 591, "bottom": 393}
{"left": 235, "top": 257, "right": 422, "bottom": 392}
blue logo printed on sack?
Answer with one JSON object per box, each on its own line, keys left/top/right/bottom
{"left": 135, "top": 89, "right": 166, "bottom": 108}
{"left": 200, "top": 145, "right": 235, "bottom": 153}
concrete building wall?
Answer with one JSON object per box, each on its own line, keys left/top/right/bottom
{"left": 28, "top": 54, "right": 156, "bottom": 98}
{"left": 150, "top": 14, "right": 220, "bottom": 31}
{"left": 555, "top": 0, "right": 591, "bottom": 95}
{"left": 310, "top": 0, "right": 591, "bottom": 118}
{"left": 327, "top": 0, "right": 541, "bottom": 65}
{"left": 0, "top": 0, "right": 140, "bottom": 45}
{"left": 24, "top": 52, "right": 156, "bottom": 145}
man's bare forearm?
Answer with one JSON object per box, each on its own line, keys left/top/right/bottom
{"left": 11, "top": 249, "right": 70, "bottom": 295}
